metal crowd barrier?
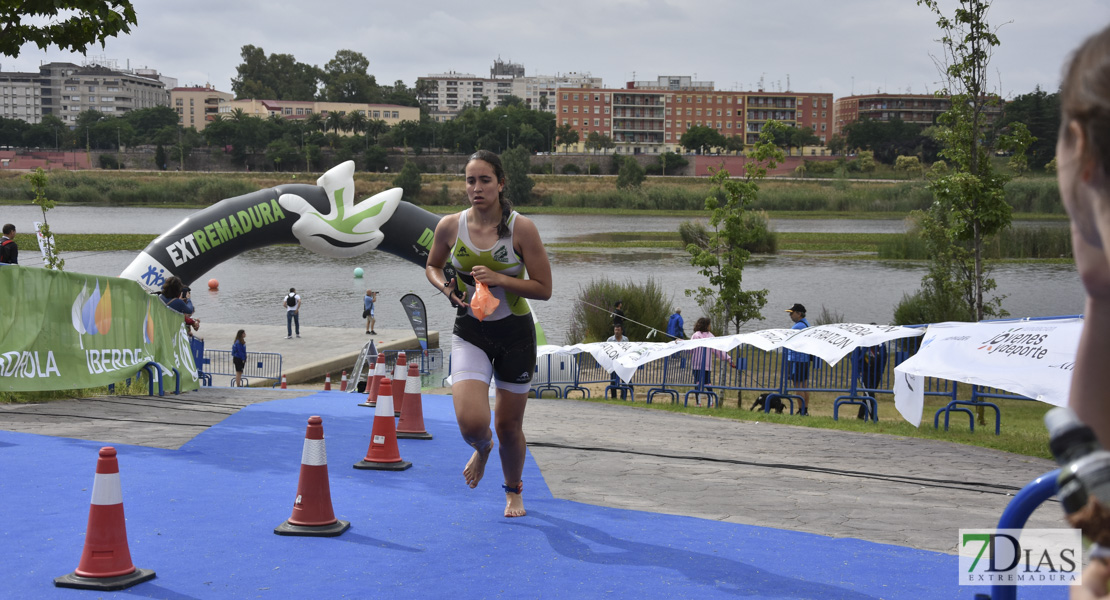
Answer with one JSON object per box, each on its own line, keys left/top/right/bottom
{"left": 525, "top": 337, "right": 1026, "bottom": 435}
{"left": 202, "top": 349, "right": 283, "bottom": 387}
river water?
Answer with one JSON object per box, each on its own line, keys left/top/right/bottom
{"left": 3, "top": 206, "right": 1082, "bottom": 346}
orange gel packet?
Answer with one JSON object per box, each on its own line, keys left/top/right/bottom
{"left": 471, "top": 281, "right": 500, "bottom": 321}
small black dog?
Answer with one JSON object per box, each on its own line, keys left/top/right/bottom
{"left": 749, "top": 393, "right": 785, "bottom": 414}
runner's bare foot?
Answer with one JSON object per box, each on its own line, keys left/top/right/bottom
{"left": 463, "top": 441, "right": 493, "bottom": 488}
{"left": 504, "top": 482, "right": 525, "bottom": 518}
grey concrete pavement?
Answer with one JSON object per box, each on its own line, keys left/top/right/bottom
{"left": 192, "top": 321, "right": 439, "bottom": 385}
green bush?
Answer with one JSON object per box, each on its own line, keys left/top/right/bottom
{"left": 566, "top": 277, "right": 672, "bottom": 344}
{"left": 561, "top": 163, "right": 581, "bottom": 175}
{"left": 677, "top": 211, "right": 776, "bottom": 254}
{"left": 880, "top": 226, "right": 1072, "bottom": 260}
{"left": 893, "top": 287, "right": 973, "bottom": 326}
{"left": 98, "top": 154, "right": 121, "bottom": 169}
{"left": 1004, "top": 178, "right": 1063, "bottom": 214}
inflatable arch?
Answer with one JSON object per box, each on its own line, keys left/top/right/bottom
{"left": 120, "top": 161, "right": 451, "bottom": 291}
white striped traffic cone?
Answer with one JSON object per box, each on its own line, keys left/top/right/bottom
{"left": 391, "top": 352, "right": 408, "bottom": 417}
{"left": 354, "top": 379, "right": 412, "bottom": 471}
{"left": 275, "top": 416, "right": 349, "bottom": 536}
{"left": 280, "top": 374, "right": 287, "bottom": 389}
{"left": 358, "top": 353, "right": 386, "bottom": 408}
{"left": 54, "top": 447, "right": 156, "bottom": 591}
{"left": 397, "top": 362, "right": 433, "bottom": 440}
{"left": 323, "top": 373, "right": 332, "bottom": 391}
{"left": 339, "top": 371, "right": 348, "bottom": 392}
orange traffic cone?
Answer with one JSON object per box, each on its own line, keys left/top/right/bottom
{"left": 391, "top": 352, "right": 408, "bottom": 417}
{"left": 280, "top": 374, "right": 288, "bottom": 389}
{"left": 357, "top": 354, "right": 386, "bottom": 408}
{"left": 354, "top": 379, "right": 412, "bottom": 471}
{"left": 397, "top": 362, "right": 433, "bottom": 440}
{"left": 275, "top": 416, "right": 350, "bottom": 537}
{"left": 340, "top": 370, "right": 348, "bottom": 392}
{"left": 323, "top": 373, "right": 332, "bottom": 391}
{"left": 54, "top": 447, "right": 156, "bottom": 591}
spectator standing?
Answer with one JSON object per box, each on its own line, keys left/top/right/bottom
{"left": 363, "top": 289, "right": 379, "bottom": 335}
{"left": 667, "top": 308, "right": 685, "bottom": 339}
{"left": 612, "top": 300, "right": 625, "bottom": 328}
{"left": 283, "top": 287, "right": 301, "bottom": 339}
{"left": 0, "top": 223, "right": 18, "bottom": 265}
{"left": 853, "top": 339, "right": 888, "bottom": 420}
{"left": 690, "top": 317, "right": 735, "bottom": 406}
{"left": 784, "top": 303, "right": 811, "bottom": 415}
{"left": 606, "top": 324, "right": 630, "bottom": 399}
{"left": 231, "top": 329, "right": 247, "bottom": 387}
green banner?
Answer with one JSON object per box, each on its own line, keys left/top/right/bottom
{"left": 0, "top": 266, "right": 200, "bottom": 393}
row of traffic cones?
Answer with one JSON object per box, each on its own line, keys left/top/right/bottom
{"left": 54, "top": 358, "right": 434, "bottom": 590}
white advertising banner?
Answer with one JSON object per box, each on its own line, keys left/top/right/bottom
{"left": 538, "top": 323, "right": 924, "bottom": 383}
{"left": 893, "top": 318, "right": 1082, "bottom": 427}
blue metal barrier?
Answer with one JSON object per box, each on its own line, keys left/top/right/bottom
{"left": 985, "top": 469, "right": 1061, "bottom": 600}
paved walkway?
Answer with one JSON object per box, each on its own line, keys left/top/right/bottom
{"left": 192, "top": 321, "right": 439, "bottom": 385}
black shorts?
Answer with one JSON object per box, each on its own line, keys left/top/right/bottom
{"left": 233, "top": 357, "right": 246, "bottom": 372}
{"left": 452, "top": 313, "right": 536, "bottom": 387}
{"left": 787, "top": 361, "right": 810, "bottom": 382}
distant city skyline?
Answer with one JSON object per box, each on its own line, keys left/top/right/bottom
{"left": 4, "top": 0, "right": 1109, "bottom": 100}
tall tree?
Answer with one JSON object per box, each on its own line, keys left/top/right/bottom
{"left": 0, "top": 1, "right": 137, "bottom": 58}
{"left": 915, "top": 0, "right": 1031, "bottom": 320}
{"left": 231, "top": 45, "right": 320, "bottom": 100}
{"left": 680, "top": 125, "right": 726, "bottom": 155}
{"left": 321, "top": 49, "right": 378, "bottom": 103}
{"left": 554, "top": 123, "right": 579, "bottom": 153}
{"left": 502, "top": 146, "right": 534, "bottom": 205}
{"left": 994, "top": 86, "right": 1059, "bottom": 170}
{"left": 685, "top": 121, "right": 785, "bottom": 333}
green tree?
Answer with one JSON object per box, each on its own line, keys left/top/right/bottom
{"left": 24, "top": 168, "right": 63, "bottom": 269}
{"left": 686, "top": 122, "right": 785, "bottom": 333}
{"left": 915, "top": 0, "right": 1032, "bottom": 320}
{"left": 680, "top": 125, "right": 726, "bottom": 155}
{"left": 154, "top": 144, "right": 166, "bottom": 170}
{"left": 231, "top": 45, "right": 321, "bottom": 100}
{"left": 392, "top": 160, "right": 423, "bottom": 200}
{"left": 616, "top": 156, "right": 646, "bottom": 189}
{"left": 657, "top": 151, "right": 688, "bottom": 176}
{"left": 554, "top": 123, "right": 578, "bottom": 153}
{"left": 321, "top": 49, "right": 378, "bottom": 103}
{"left": 0, "top": 1, "right": 136, "bottom": 58}
{"left": 994, "top": 86, "right": 1058, "bottom": 170}
{"left": 502, "top": 146, "right": 534, "bottom": 205}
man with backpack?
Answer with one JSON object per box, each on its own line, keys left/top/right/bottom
{"left": 283, "top": 287, "right": 302, "bottom": 339}
{"left": 0, "top": 224, "right": 18, "bottom": 265}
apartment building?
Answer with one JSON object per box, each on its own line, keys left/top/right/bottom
{"left": 417, "top": 71, "right": 513, "bottom": 122}
{"left": 833, "top": 93, "right": 1001, "bottom": 136}
{"left": 0, "top": 71, "right": 42, "bottom": 123}
{"left": 418, "top": 59, "right": 603, "bottom": 121}
{"left": 557, "top": 81, "right": 833, "bottom": 154}
{"left": 0, "top": 61, "right": 170, "bottom": 126}
{"left": 218, "top": 98, "right": 418, "bottom": 129}
{"left": 171, "top": 85, "right": 233, "bottom": 132}
{"left": 38, "top": 62, "right": 170, "bottom": 125}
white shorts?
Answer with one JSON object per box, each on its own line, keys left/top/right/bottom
{"left": 450, "top": 333, "right": 533, "bottom": 395}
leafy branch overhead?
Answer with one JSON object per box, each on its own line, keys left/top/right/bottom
{"left": 0, "top": 1, "right": 137, "bottom": 58}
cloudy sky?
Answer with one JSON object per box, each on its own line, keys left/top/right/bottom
{"left": 6, "top": 0, "right": 1109, "bottom": 99}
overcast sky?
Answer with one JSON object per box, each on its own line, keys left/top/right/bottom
{"left": 6, "top": 0, "right": 1109, "bottom": 100}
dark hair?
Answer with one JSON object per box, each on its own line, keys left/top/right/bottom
{"left": 467, "top": 150, "right": 512, "bottom": 238}
{"left": 161, "top": 276, "right": 183, "bottom": 300}
{"left": 2, "top": 224, "right": 13, "bottom": 235}
{"left": 1060, "top": 24, "right": 1110, "bottom": 177}
{"left": 235, "top": 329, "right": 246, "bottom": 343}
{"left": 694, "top": 317, "right": 711, "bottom": 333}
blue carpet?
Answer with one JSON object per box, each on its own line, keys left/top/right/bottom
{"left": 0, "top": 391, "right": 1055, "bottom": 599}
